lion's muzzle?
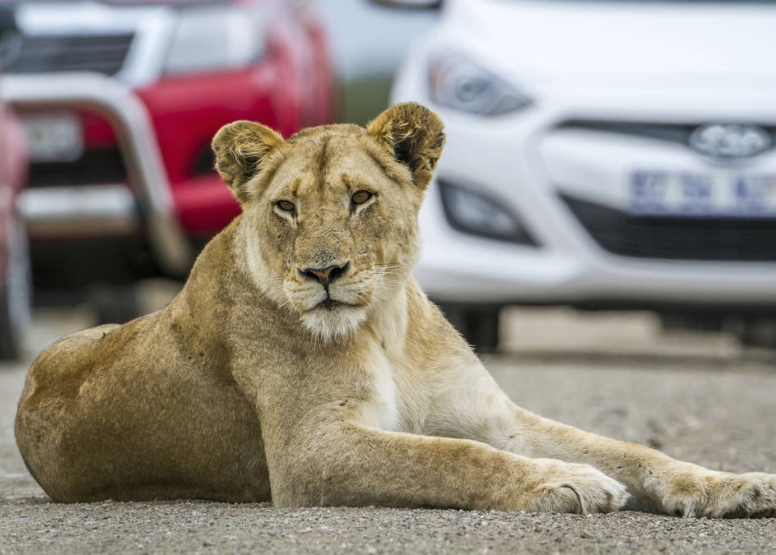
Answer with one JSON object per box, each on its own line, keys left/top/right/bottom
{"left": 297, "top": 261, "right": 351, "bottom": 290}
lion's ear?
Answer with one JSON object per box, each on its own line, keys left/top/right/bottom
{"left": 212, "top": 120, "right": 286, "bottom": 203}
{"left": 366, "top": 102, "right": 445, "bottom": 190}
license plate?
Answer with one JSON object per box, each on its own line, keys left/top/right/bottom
{"left": 630, "top": 170, "right": 776, "bottom": 217}
{"left": 21, "top": 112, "right": 84, "bottom": 163}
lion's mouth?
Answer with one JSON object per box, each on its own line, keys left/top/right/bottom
{"left": 319, "top": 299, "right": 342, "bottom": 310}
{"left": 309, "top": 297, "right": 362, "bottom": 312}
{"left": 299, "top": 295, "right": 369, "bottom": 340}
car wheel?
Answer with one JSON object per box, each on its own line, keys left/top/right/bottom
{"left": 93, "top": 285, "right": 141, "bottom": 325}
{"left": 436, "top": 303, "right": 501, "bottom": 354}
{"left": 659, "top": 314, "right": 723, "bottom": 333}
{"left": 735, "top": 318, "right": 776, "bottom": 349}
{"left": 0, "top": 217, "right": 31, "bottom": 361}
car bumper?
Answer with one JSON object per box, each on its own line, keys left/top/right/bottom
{"left": 4, "top": 73, "right": 193, "bottom": 276}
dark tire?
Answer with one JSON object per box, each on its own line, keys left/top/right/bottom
{"left": 93, "top": 285, "right": 141, "bottom": 325}
{"left": 437, "top": 303, "right": 502, "bottom": 354}
{"left": 0, "top": 287, "right": 21, "bottom": 360}
{"left": 736, "top": 318, "right": 776, "bottom": 349}
{"left": 0, "top": 217, "right": 31, "bottom": 361}
{"left": 660, "top": 314, "right": 723, "bottom": 333}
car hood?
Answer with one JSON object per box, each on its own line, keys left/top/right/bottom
{"left": 445, "top": 0, "right": 776, "bottom": 89}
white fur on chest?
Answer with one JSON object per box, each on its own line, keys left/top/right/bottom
{"left": 357, "top": 290, "right": 410, "bottom": 432}
{"left": 360, "top": 349, "right": 400, "bottom": 432}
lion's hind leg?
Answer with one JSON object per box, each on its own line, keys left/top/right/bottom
{"left": 14, "top": 324, "right": 125, "bottom": 500}
{"left": 17, "top": 319, "right": 272, "bottom": 504}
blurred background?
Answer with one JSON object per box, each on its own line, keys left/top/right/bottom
{"left": 0, "top": 0, "right": 775, "bottom": 361}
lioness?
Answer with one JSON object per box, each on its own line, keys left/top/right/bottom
{"left": 15, "top": 103, "right": 776, "bottom": 517}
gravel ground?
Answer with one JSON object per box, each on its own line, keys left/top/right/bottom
{"left": 1, "top": 304, "right": 775, "bottom": 554}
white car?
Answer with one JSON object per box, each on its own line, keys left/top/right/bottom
{"left": 386, "top": 0, "right": 776, "bottom": 351}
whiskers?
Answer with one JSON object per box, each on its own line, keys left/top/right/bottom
{"left": 371, "top": 264, "right": 408, "bottom": 301}
{"left": 273, "top": 294, "right": 301, "bottom": 320}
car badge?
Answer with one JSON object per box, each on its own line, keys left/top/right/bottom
{"left": 689, "top": 123, "right": 772, "bottom": 158}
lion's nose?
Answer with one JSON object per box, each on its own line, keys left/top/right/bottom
{"left": 298, "top": 262, "right": 350, "bottom": 287}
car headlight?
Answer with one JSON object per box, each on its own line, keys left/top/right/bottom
{"left": 427, "top": 50, "right": 532, "bottom": 116}
{"left": 438, "top": 179, "right": 537, "bottom": 245}
{"left": 164, "top": 5, "right": 268, "bottom": 75}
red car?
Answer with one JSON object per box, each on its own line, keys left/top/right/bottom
{"left": 0, "top": 7, "right": 29, "bottom": 360}
{"left": 2, "top": 0, "right": 333, "bottom": 320}
{"left": 0, "top": 99, "right": 29, "bottom": 359}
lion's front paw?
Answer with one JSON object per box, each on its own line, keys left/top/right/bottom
{"left": 661, "top": 470, "right": 776, "bottom": 518}
{"left": 528, "top": 462, "right": 629, "bottom": 515}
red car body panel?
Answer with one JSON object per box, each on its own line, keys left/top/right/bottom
{"left": 133, "top": 1, "right": 335, "bottom": 236}
{"left": 135, "top": 67, "right": 277, "bottom": 235}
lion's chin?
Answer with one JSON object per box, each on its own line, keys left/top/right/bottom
{"left": 300, "top": 304, "right": 367, "bottom": 342}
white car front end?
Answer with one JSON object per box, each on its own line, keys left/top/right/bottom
{"left": 393, "top": 0, "right": 776, "bottom": 317}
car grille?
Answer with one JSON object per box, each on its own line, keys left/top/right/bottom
{"left": 28, "top": 148, "right": 128, "bottom": 188}
{"left": 563, "top": 195, "right": 776, "bottom": 262}
{"left": 556, "top": 120, "right": 776, "bottom": 151}
{"left": 4, "top": 33, "right": 134, "bottom": 75}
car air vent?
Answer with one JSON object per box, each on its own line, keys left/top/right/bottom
{"left": 555, "top": 120, "right": 776, "bottom": 149}
{"left": 28, "top": 148, "right": 128, "bottom": 188}
{"left": 4, "top": 33, "right": 134, "bottom": 76}
{"left": 562, "top": 194, "right": 776, "bottom": 262}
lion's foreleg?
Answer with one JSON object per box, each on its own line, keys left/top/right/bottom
{"left": 505, "top": 407, "right": 776, "bottom": 518}
{"left": 426, "top": 367, "right": 776, "bottom": 518}
{"left": 260, "top": 421, "right": 627, "bottom": 513}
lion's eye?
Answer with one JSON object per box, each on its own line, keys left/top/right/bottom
{"left": 351, "top": 190, "right": 373, "bottom": 205}
{"left": 276, "top": 200, "right": 295, "bottom": 213}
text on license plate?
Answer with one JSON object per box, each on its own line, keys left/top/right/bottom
{"left": 630, "top": 171, "right": 776, "bottom": 217}
{"left": 21, "top": 112, "right": 84, "bottom": 163}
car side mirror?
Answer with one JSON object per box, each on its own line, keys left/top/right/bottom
{"left": 370, "top": 0, "right": 442, "bottom": 9}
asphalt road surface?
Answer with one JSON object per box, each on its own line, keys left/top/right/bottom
{"left": 1, "top": 295, "right": 775, "bottom": 554}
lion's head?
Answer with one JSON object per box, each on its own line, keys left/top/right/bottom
{"left": 212, "top": 103, "right": 445, "bottom": 341}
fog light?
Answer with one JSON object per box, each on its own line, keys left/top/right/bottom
{"left": 438, "top": 179, "right": 537, "bottom": 245}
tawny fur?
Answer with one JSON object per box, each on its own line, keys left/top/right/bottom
{"left": 15, "top": 103, "right": 776, "bottom": 517}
